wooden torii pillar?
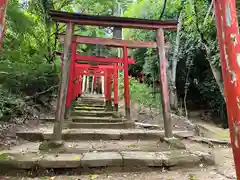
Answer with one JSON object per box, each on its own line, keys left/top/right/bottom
{"left": 214, "top": 1, "right": 240, "bottom": 178}
{"left": 0, "top": 0, "right": 8, "bottom": 51}
{"left": 52, "top": 23, "right": 74, "bottom": 143}
{"left": 65, "top": 42, "right": 77, "bottom": 118}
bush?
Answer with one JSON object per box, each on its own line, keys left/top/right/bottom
{"left": 0, "top": 60, "right": 59, "bottom": 121}
{"left": 119, "top": 73, "right": 161, "bottom": 109}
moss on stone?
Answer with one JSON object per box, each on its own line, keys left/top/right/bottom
{"left": 39, "top": 141, "right": 65, "bottom": 152}
{"left": 0, "top": 152, "right": 10, "bottom": 160}
{"left": 164, "top": 138, "right": 186, "bottom": 150}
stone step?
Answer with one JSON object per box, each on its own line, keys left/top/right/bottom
{"left": 80, "top": 97, "right": 113, "bottom": 101}
{"left": 71, "top": 110, "right": 116, "bottom": 117}
{"left": 67, "top": 122, "right": 127, "bottom": 129}
{"left": 74, "top": 106, "right": 105, "bottom": 111}
{"left": 0, "top": 150, "right": 214, "bottom": 171}
{"left": 16, "top": 128, "right": 190, "bottom": 142}
{"left": 5, "top": 140, "right": 178, "bottom": 154}
{"left": 76, "top": 103, "right": 105, "bottom": 108}
{"left": 79, "top": 99, "right": 105, "bottom": 103}
{"left": 71, "top": 116, "right": 124, "bottom": 123}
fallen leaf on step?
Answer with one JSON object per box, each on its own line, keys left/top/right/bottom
{"left": 74, "top": 155, "right": 79, "bottom": 160}
{"left": 49, "top": 177, "right": 56, "bottom": 180}
{"left": 90, "top": 174, "right": 99, "bottom": 179}
{"left": 128, "top": 144, "right": 137, "bottom": 148}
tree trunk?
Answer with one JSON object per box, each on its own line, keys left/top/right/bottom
{"left": 112, "top": 0, "right": 122, "bottom": 99}
{"left": 169, "top": 12, "right": 183, "bottom": 110}
{"left": 203, "top": 43, "right": 225, "bottom": 99}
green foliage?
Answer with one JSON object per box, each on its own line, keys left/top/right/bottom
{"left": 119, "top": 73, "right": 161, "bottom": 109}
{"left": 0, "top": 0, "right": 59, "bottom": 121}
{"left": 123, "top": 0, "right": 227, "bottom": 121}
{"left": 0, "top": 88, "right": 24, "bottom": 120}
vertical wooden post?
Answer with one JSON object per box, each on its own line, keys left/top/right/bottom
{"left": 113, "top": 64, "right": 119, "bottom": 111}
{"left": 156, "top": 29, "right": 172, "bottom": 138}
{"left": 101, "top": 76, "right": 105, "bottom": 97}
{"left": 52, "top": 23, "right": 74, "bottom": 142}
{"left": 93, "top": 76, "right": 97, "bottom": 94}
{"left": 214, "top": 0, "right": 240, "bottom": 178}
{"left": 98, "top": 76, "right": 102, "bottom": 94}
{"left": 104, "top": 70, "right": 110, "bottom": 109}
{"left": 107, "top": 71, "right": 113, "bottom": 110}
{"left": 0, "top": 0, "right": 8, "bottom": 51}
{"left": 79, "top": 74, "right": 82, "bottom": 97}
{"left": 86, "top": 76, "right": 89, "bottom": 93}
{"left": 123, "top": 46, "right": 131, "bottom": 120}
{"left": 82, "top": 75, "right": 86, "bottom": 94}
{"left": 91, "top": 76, "right": 94, "bottom": 94}
{"left": 66, "top": 43, "right": 76, "bottom": 108}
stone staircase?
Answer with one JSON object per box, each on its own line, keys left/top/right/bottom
{"left": 0, "top": 95, "right": 214, "bottom": 174}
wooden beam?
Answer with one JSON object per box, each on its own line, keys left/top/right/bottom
{"left": 59, "top": 54, "right": 136, "bottom": 64}
{"left": 75, "top": 55, "right": 136, "bottom": 64}
{"left": 59, "top": 35, "right": 166, "bottom": 48}
{"left": 50, "top": 10, "right": 178, "bottom": 30}
{"left": 75, "top": 63, "right": 123, "bottom": 70}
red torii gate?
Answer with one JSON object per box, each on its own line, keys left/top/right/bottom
{"left": 58, "top": 39, "right": 139, "bottom": 119}
{"left": 58, "top": 44, "right": 135, "bottom": 112}
{"left": 50, "top": 10, "right": 177, "bottom": 142}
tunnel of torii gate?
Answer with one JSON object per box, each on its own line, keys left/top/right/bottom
{"left": 59, "top": 57, "right": 130, "bottom": 113}
{"left": 58, "top": 49, "right": 136, "bottom": 113}
{"left": 50, "top": 10, "right": 177, "bottom": 140}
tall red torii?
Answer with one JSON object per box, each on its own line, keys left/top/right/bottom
{"left": 0, "top": 0, "right": 8, "bottom": 51}
{"left": 213, "top": 1, "right": 240, "bottom": 178}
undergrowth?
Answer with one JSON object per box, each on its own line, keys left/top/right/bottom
{"left": 119, "top": 73, "right": 162, "bottom": 109}
{"left": 0, "top": 60, "right": 59, "bottom": 121}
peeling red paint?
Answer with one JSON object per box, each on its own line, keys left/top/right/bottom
{"left": 0, "top": 0, "right": 8, "bottom": 51}
{"left": 214, "top": 0, "right": 240, "bottom": 178}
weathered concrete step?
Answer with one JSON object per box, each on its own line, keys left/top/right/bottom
{"left": 74, "top": 106, "right": 105, "bottom": 111}
{"left": 80, "top": 97, "right": 113, "bottom": 101}
{"left": 71, "top": 111, "right": 116, "bottom": 117}
{"left": 0, "top": 150, "right": 214, "bottom": 171}
{"left": 76, "top": 103, "right": 105, "bottom": 108}
{"left": 71, "top": 116, "right": 124, "bottom": 123}
{"left": 68, "top": 122, "right": 127, "bottom": 129}
{"left": 6, "top": 140, "right": 178, "bottom": 154}
{"left": 16, "top": 129, "right": 191, "bottom": 142}
{"left": 79, "top": 99, "right": 105, "bottom": 104}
